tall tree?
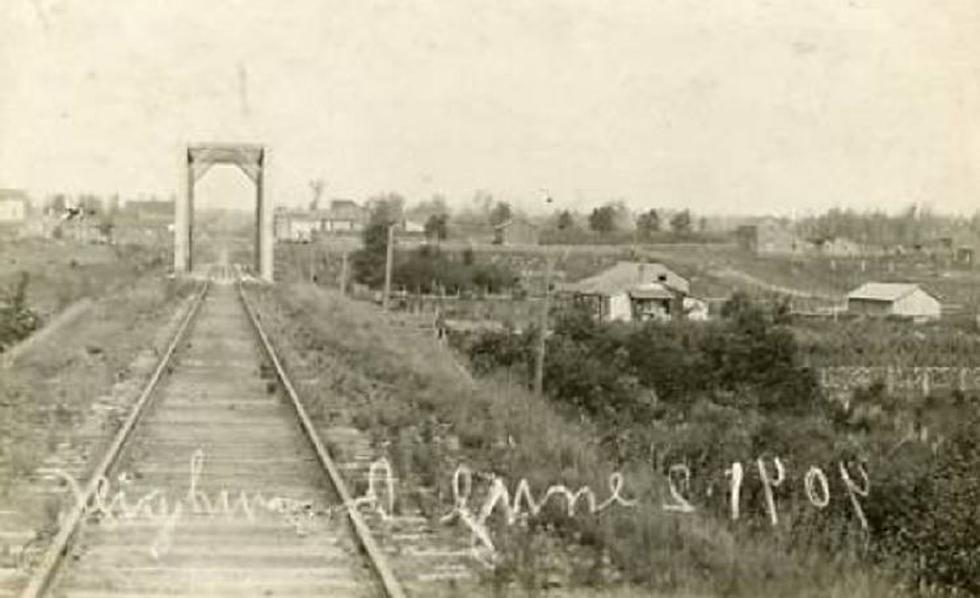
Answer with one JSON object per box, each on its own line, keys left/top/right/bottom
{"left": 424, "top": 213, "right": 449, "bottom": 241}
{"left": 352, "top": 193, "right": 405, "bottom": 287}
{"left": 556, "top": 210, "right": 574, "bottom": 230}
{"left": 489, "top": 201, "right": 512, "bottom": 226}
{"left": 589, "top": 205, "right": 617, "bottom": 234}
{"left": 407, "top": 194, "right": 450, "bottom": 222}
{"left": 670, "top": 209, "right": 692, "bottom": 233}
{"left": 636, "top": 209, "right": 660, "bottom": 237}
{"left": 308, "top": 178, "right": 325, "bottom": 210}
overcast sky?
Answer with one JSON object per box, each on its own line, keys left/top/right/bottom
{"left": 1, "top": 0, "right": 978, "bottom": 216}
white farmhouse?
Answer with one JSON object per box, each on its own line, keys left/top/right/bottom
{"left": 0, "top": 189, "right": 29, "bottom": 224}
{"left": 847, "top": 282, "right": 941, "bottom": 322}
{"left": 558, "top": 261, "right": 691, "bottom": 322}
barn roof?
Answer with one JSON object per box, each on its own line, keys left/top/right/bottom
{"left": 847, "top": 282, "right": 927, "bottom": 303}
{"left": 560, "top": 261, "right": 689, "bottom": 296}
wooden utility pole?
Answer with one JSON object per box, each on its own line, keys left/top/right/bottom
{"left": 382, "top": 222, "right": 396, "bottom": 311}
{"left": 533, "top": 255, "right": 554, "bottom": 396}
{"left": 309, "top": 242, "right": 316, "bottom": 283}
{"left": 339, "top": 250, "right": 349, "bottom": 296}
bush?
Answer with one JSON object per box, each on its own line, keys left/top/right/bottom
{"left": 460, "top": 289, "right": 980, "bottom": 595}
{"left": 389, "top": 245, "right": 519, "bottom": 295}
{"left": 465, "top": 328, "right": 534, "bottom": 376}
{"left": 866, "top": 406, "right": 980, "bottom": 593}
{"left": 0, "top": 272, "right": 40, "bottom": 352}
{"left": 467, "top": 292, "right": 822, "bottom": 421}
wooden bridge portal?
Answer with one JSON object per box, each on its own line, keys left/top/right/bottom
{"left": 174, "top": 143, "right": 273, "bottom": 281}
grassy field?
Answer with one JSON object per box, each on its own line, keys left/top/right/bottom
{"left": 0, "top": 238, "right": 170, "bottom": 319}
{"left": 253, "top": 282, "right": 905, "bottom": 597}
{"left": 634, "top": 244, "right": 980, "bottom": 310}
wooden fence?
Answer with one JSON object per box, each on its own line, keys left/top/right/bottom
{"left": 819, "top": 366, "right": 980, "bottom": 398}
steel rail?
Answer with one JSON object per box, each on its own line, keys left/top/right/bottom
{"left": 237, "top": 282, "right": 408, "bottom": 598}
{"left": 19, "top": 281, "right": 211, "bottom": 598}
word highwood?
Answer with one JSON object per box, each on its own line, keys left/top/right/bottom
{"left": 47, "top": 449, "right": 323, "bottom": 559}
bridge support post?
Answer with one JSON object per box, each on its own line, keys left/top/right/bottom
{"left": 174, "top": 149, "right": 192, "bottom": 274}
{"left": 258, "top": 149, "right": 273, "bottom": 282}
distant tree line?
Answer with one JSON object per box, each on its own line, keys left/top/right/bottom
{"left": 345, "top": 187, "right": 729, "bottom": 248}
{"left": 796, "top": 204, "right": 980, "bottom": 247}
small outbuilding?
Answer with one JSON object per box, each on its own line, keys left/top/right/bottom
{"left": 846, "top": 282, "right": 941, "bottom": 322}
{"left": 735, "top": 218, "right": 805, "bottom": 255}
{"left": 492, "top": 218, "right": 539, "bottom": 246}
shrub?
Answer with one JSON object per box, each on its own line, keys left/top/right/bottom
{"left": 0, "top": 271, "right": 40, "bottom": 352}
{"left": 866, "top": 406, "right": 980, "bottom": 593}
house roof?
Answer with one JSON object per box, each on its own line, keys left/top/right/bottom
{"left": 560, "top": 261, "right": 690, "bottom": 296}
{"left": 847, "top": 282, "right": 926, "bottom": 303}
{"left": 629, "top": 283, "right": 674, "bottom": 300}
{"left": 315, "top": 203, "right": 365, "bottom": 221}
{"left": 0, "top": 189, "right": 29, "bottom": 203}
{"left": 277, "top": 202, "right": 366, "bottom": 222}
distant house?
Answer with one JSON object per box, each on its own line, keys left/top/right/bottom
{"left": 945, "top": 232, "right": 980, "bottom": 267}
{"left": 57, "top": 211, "right": 110, "bottom": 244}
{"left": 810, "top": 236, "right": 863, "bottom": 257}
{"left": 847, "top": 282, "right": 941, "bottom": 322}
{"left": 401, "top": 219, "right": 426, "bottom": 236}
{"left": 316, "top": 199, "right": 366, "bottom": 233}
{"left": 450, "top": 221, "right": 495, "bottom": 244}
{"left": 735, "top": 219, "right": 805, "bottom": 255}
{"left": 493, "top": 218, "right": 539, "bottom": 246}
{"left": 275, "top": 199, "right": 368, "bottom": 242}
{"left": 0, "top": 189, "right": 29, "bottom": 224}
{"left": 559, "top": 261, "right": 691, "bottom": 322}
{"left": 274, "top": 209, "right": 318, "bottom": 242}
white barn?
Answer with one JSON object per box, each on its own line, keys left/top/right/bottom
{"left": 847, "top": 283, "right": 941, "bottom": 322}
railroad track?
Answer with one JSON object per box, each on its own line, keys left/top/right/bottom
{"left": 18, "top": 270, "right": 406, "bottom": 597}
